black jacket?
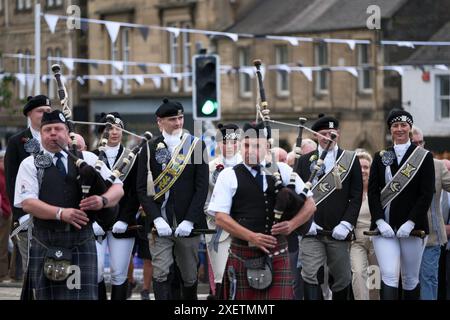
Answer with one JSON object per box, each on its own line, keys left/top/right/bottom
{"left": 295, "top": 148, "right": 363, "bottom": 230}
{"left": 94, "top": 145, "right": 139, "bottom": 238}
{"left": 368, "top": 144, "right": 434, "bottom": 233}
{"left": 4, "top": 128, "right": 33, "bottom": 221}
{"left": 136, "top": 135, "right": 209, "bottom": 232}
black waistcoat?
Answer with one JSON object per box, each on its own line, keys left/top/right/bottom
{"left": 230, "top": 164, "right": 276, "bottom": 234}
{"left": 36, "top": 155, "right": 82, "bottom": 230}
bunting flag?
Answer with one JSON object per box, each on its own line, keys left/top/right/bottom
{"left": 138, "top": 26, "right": 150, "bottom": 41}
{"left": 26, "top": 74, "right": 35, "bottom": 91}
{"left": 299, "top": 67, "right": 313, "bottom": 81}
{"left": 111, "top": 61, "right": 124, "bottom": 72}
{"left": 150, "top": 77, "right": 161, "bottom": 88}
{"left": 105, "top": 21, "right": 121, "bottom": 43}
{"left": 166, "top": 27, "right": 180, "bottom": 38}
{"left": 159, "top": 64, "right": 172, "bottom": 75}
{"left": 76, "top": 76, "right": 85, "bottom": 85}
{"left": 44, "top": 14, "right": 59, "bottom": 34}
{"left": 134, "top": 75, "right": 145, "bottom": 86}
{"left": 15, "top": 73, "right": 26, "bottom": 86}
{"left": 62, "top": 58, "right": 75, "bottom": 71}
{"left": 434, "top": 64, "right": 449, "bottom": 71}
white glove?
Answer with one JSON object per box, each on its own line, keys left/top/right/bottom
{"left": 18, "top": 214, "right": 30, "bottom": 230}
{"left": 376, "top": 219, "right": 395, "bottom": 238}
{"left": 396, "top": 220, "right": 415, "bottom": 238}
{"left": 174, "top": 220, "right": 194, "bottom": 237}
{"left": 112, "top": 221, "right": 128, "bottom": 234}
{"left": 306, "top": 222, "right": 323, "bottom": 236}
{"left": 92, "top": 222, "right": 105, "bottom": 236}
{"left": 154, "top": 217, "right": 172, "bottom": 237}
{"left": 332, "top": 221, "right": 352, "bottom": 240}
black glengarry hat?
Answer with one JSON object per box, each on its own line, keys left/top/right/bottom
{"left": 23, "top": 95, "right": 51, "bottom": 116}
{"left": 97, "top": 112, "right": 124, "bottom": 134}
{"left": 311, "top": 114, "right": 339, "bottom": 132}
{"left": 155, "top": 98, "right": 184, "bottom": 118}
{"left": 40, "top": 110, "right": 67, "bottom": 128}
{"left": 242, "top": 121, "right": 269, "bottom": 139}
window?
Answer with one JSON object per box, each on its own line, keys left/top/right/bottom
{"left": 17, "top": 0, "right": 31, "bottom": 11}
{"left": 168, "top": 23, "right": 180, "bottom": 92}
{"left": 182, "top": 23, "right": 192, "bottom": 92}
{"left": 357, "top": 44, "right": 372, "bottom": 92}
{"left": 314, "top": 42, "right": 329, "bottom": 94}
{"left": 275, "top": 45, "right": 289, "bottom": 96}
{"left": 46, "top": 0, "right": 63, "bottom": 9}
{"left": 47, "top": 48, "right": 55, "bottom": 99}
{"left": 122, "top": 28, "right": 131, "bottom": 94}
{"left": 0, "top": 0, "right": 3, "bottom": 13}
{"left": 238, "top": 47, "right": 251, "bottom": 98}
{"left": 437, "top": 75, "right": 450, "bottom": 119}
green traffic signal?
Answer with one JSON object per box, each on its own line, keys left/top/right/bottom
{"left": 201, "top": 100, "right": 218, "bottom": 115}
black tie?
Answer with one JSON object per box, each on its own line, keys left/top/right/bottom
{"left": 55, "top": 152, "right": 66, "bottom": 177}
{"left": 252, "top": 165, "right": 264, "bottom": 191}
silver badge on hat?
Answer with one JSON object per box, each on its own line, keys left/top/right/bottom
{"left": 401, "top": 115, "right": 407, "bottom": 122}
{"left": 329, "top": 122, "right": 334, "bottom": 129}
{"left": 46, "top": 99, "right": 50, "bottom": 105}
{"left": 59, "top": 113, "right": 66, "bottom": 122}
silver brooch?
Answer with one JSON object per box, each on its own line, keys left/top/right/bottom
{"left": 381, "top": 150, "right": 395, "bottom": 167}
{"left": 34, "top": 153, "right": 53, "bottom": 169}
{"left": 24, "top": 138, "right": 40, "bottom": 155}
{"left": 155, "top": 146, "right": 171, "bottom": 165}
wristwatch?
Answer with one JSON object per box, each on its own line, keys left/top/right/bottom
{"left": 101, "top": 196, "right": 108, "bottom": 208}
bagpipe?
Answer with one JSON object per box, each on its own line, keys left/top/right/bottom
{"left": 51, "top": 64, "right": 153, "bottom": 230}
{"left": 253, "top": 59, "right": 337, "bottom": 236}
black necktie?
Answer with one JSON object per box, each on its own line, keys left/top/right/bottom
{"left": 55, "top": 152, "right": 66, "bottom": 177}
{"left": 252, "top": 165, "right": 264, "bottom": 191}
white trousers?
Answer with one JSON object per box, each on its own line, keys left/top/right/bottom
{"left": 372, "top": 236, "right": 427, "bottom": 290}
{"left": 96, "top": 232, "right": 135, "bottom": 285}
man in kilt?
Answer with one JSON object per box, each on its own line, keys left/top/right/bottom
{"left": 13, "top": 110, "right": 124, "bottom": 300}
{"left": 208, "top": 121, "right": 316, "bottom": 300}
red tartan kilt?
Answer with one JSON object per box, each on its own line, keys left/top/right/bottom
{"left": 221, "top": 237, "right": 293, "bottom": 300}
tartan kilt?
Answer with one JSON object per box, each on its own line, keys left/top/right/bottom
{"left": 28, "top": 226, "right": 98, "bottom": 300}
{"left": 221, "top": 237, "right": 293, "bottom": 300}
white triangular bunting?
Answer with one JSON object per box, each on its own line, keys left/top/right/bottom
{"left": 166, "top": 27, "right": 180, "bottom": 38}
{"left": 224, "top": 33, "right": 238, "bottom": 42}
{"left": 15, "top": 73, "right": 26, "bottom": 86}
{"left": 62, "top": 58, "right": 74, "bottom": 71}
{"left": 434, "top": 64, "right": 449, "bottom": 71}
{"left": 396, "top": 41, "right": 415, "bottom": 49}
{"left": 112, "top": 61, "right": 124, "bottom": 72}
{"left": 346, "top": 40, "right": 356, "bottom": 50}
{"left": 76, "top": 76, "right": 85, "bottom": 85}
{"left": 44, "top": 14, "right": 59, "bottom": 34}
{"left": 134, "top": 75, "right": 144, "bottom": 86}
{"left": 343, "top": 67, "right": 358, "bottom": 77}
{"left": 26, "top": 75, "right": 35, "bottom": 91}
{"left": 300, "top": 68, "right": 313, "bottom": 81}
{"left": 151, "top": 77, "right": 161, "bottom": 89}
{"left": 105, "top": 21, "right": 121, "bottom": 43}
{"left": 113, "top": 76, "right": 123, "bottom": 90}
{"left": 159, "top": 64, "right": 172, "bottom": 75}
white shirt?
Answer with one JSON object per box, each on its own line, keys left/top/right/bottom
{"left": 393, "top": 141, "right": 411, "bottom": 163}
{"left": 318, "top": 144, "right": 339, "bottom": 174}
{"left": 207, "top": 162, "right": 313, "bottom": 216}
{"left": 105, "top": 144, "right": 120, "bottom": 168}
{"left": 29, "top": 126, "right": 42, "bottom": 145}
{"left": 14, "top": 149, "right": 123, "bottom": 208}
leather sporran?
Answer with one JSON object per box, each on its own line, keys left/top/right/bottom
{"left": 43, "top": 247, "right": 72, "bottom": 282}
{"left": 245, "top": 255, "right": 273, "bottom": 290}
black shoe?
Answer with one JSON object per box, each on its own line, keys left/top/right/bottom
{"left": 153, "top": 279, "right": 172, "bottom": 300}
{"left": 126, "top": 280, "right": 137, "bottom": 299}
{"left": 111, "top": 280, "right": 129, "bottom": 300}
{"left": 98, "top": 280, "right": 107, "bottom": 300}
{"left": 380, "top": 281, "right": 398, "bottom": 300}
{"left": 403, "top": 284, "right": 420, "bottom": 300}
{"left": 332, "top": 285, "right": 350, "bottom": 300}
{"left": 304, "top": 282, "right": 322, "bottom": 300}
{"left": 182, "top": 281, "right": 198, "bottom": 300}
{"left": 140, "top": 289, "right": 150, "bottom": 300}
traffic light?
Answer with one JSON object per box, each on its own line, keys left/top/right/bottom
{"left": 193, "top": 54, "right": 220, "bottom": 121}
